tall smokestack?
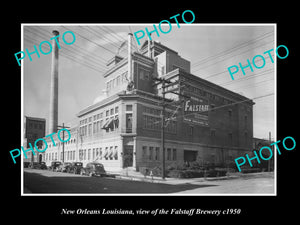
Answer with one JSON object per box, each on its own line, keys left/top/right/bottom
{"left": 48, "top": 30, "right": 59, "bottom": 134}
{"left": 128, "top": 33, "right": 133, "bottom": 82}
{"left": 148, "top": 37, "right": 151, "bottom": 58}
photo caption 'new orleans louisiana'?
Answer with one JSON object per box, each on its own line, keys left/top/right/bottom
{"left": 21, "top": 22, "right": 276, "bottom": 195}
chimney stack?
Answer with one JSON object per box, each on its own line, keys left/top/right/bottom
{"left": 148, "top": 38, "right": 151, "bottom": 58}
{"left": 128, "top": 33, "right": 133, "bottom": 82}
{"left": 48, "top": 30, "right": 59, "bottom": 134}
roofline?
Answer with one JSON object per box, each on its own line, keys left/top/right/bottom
{"left": 162, "top": 68, "right": 254, "bottom": 105}
{"left": 24, "top": 116, "right": 46, "bottom": 122}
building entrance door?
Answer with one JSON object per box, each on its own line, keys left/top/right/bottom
{"left": 39, "top": 154, "right": 43, "bottom": 163}
{"left": 123, "top": 146, "right": 133, "bottom": 168}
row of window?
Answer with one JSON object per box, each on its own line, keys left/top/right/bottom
{"left": 210, "top": 130, "right": 249, "bottom": 145}
{"left": 79, "top": 116, "right": 119, "bottom": 137}
{"left": 45, "top": 146, "right": 120, "bottom": 162}
{"left": 45, "top": 150, "right": 76, "bottom": 162}
{"left": 79, "top": 146, "right": 118, "bottom": 161}
{"left": 80, "top": 106, "right": 119, "bottom": 125}
{"left": 143, "top": 115, "right": 177, "bottom": 133}
{"left": 184, "top": 82, "right": 235, "bottom": 105}
{"left": 142, "top": 146, "right": 177, "bottom": 161}
{"left": 47, "top": 138, "right": 76, "bottom": 149}
{"left": 27, "top": 122, "right": 44, "bottom": 130}
{"left": 106, "top": 71, "right": 128, "bottom": 92}
{"left": 143, "top": 106, "right": 176, "bottom": 119}
{"left": 79, "top": 105, "right": 133, "bottom": 136}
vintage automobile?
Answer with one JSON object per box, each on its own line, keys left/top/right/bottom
{"left": 49, "top": 161, "right": 62, "bottom": 172}
{"left": 67, "top": 162, "right": 83, "bottom": 174}
{"left": 23, "top": 162, "right": 30, "bottom": 168}
{"left": 57, "top": 162, "right": 72, "bottom": 172}
{"left": 80, "top": 162, "right": 106, "bottom": 177}
{"left": 28, "top": 162, "right": 47, "bottom": 170}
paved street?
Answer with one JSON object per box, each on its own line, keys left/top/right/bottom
{"left": 23, "top": 169, "right": 275, "bottom": 194}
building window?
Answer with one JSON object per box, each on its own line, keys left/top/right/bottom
{"left": 189, "top": 126, "right": 193, "bottom": 136}
{"left": 167, "top": 148, "right": 171, "bottom": 161}
{"left": 172, "top": 149, "right": 177, "bottom": 161}
{"left": 149, "top": 147, "right": 153, "bottom": 160}
{"left": 126, "top": 105, "right": 133, "bottom": 111}
{"left": 228, "top": 109, "right": 232, "bottom": 118}
{"left": 114, "top": 146, "right": 118, "bottom": 160}
{"left": 244, "top": 115, "right": 248, "bottom": 127}
{"left": 126, "top": 113, "right": 132, "bottom": 133}
{"left": 93, "top": 122, "right": 96, "bottom": 134}
{"left": 155, "top": 147, "right": 160, "bottom": 161}
{"left": 99, "top": 148, "right": 102, "bottom": 160}
{"left": 109, "top": 146, "right": 114, "bottom": 160}
{"left": 99, "top": 121, "right": 102, "bottom": 133}
{"left": 88, "top": 124, "right": 92, "bottom": 136}
{"left": 142, "top": 146, "right": 147, "bottom": 159}
{"left": 114, "top": 115, "right": 119, "bottom": 129}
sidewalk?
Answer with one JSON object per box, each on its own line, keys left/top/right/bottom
{"left": 107, "top": 171, "right": 274, "bottom": 185}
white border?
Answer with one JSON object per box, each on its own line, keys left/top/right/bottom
{"left": 21, "top": 23, "right": 277, "bottom": 196}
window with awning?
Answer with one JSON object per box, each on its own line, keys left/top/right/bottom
{"left": 101, "top": 118, "right": 114, "bottom": 130}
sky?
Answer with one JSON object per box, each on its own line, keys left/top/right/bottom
{"left": 22, "top": 24, "right": 275, "bottom": 140}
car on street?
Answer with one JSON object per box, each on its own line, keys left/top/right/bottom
{"left": 68, "top": 162, "right": 83, "bottom": 174}
{"left": 57, "top": 162, "right": 72, "bottom": 172}
{"left": 80, "top": 162, "right": 106, "bottom": 177}
{"left": 28, "top": 162, "right": 47, "bottom": 170}
{"left": 24, "top": 162, "right": 30, "bottom": 168}
{"left": 49, "top": 161, "right": 62, "bottom": 172}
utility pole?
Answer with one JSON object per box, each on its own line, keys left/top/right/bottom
{"left": 153, "top": 76, "right": 189, "bottom": 179}
{"left": 153, "top": 78, "right": 170, "bottom": 179}
{"left": 57, "top": 123, "right": 70, "bottom": 163}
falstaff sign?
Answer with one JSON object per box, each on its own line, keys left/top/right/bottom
{"left": 183, "top": 97, "right": 209, "bottom": 126}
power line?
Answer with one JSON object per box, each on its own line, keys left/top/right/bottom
{"left": 192, "top": 31, "right": 274, "bottom": 68}
{"left": 61, "top": 26, "right": 117, "bottom": 55}
{"left": 192, "top": 40, "right": 274, "bottom": 73}
{"left": 219, "top": 68, "right": 274, "bottom": 87}
{"left": 150, "top": 92, "right": 274, "bottom": 126}
{"left": 24, "top": 28, "right": 109, "bottom": 72}
{"left": 84, "top": 26, "right": 121, "bottom": 49}
{"left": 24, "top": 37, "right": 106, "bottom": 74}
{"left": 199, "top": 53, "right": 275, "bottom": 80}
{"left": 37, "top": 26, "right": 110, "bottom": 64}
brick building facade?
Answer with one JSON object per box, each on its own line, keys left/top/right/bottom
{"left": 42, "top": 36, "right": 254, "bottom": 172}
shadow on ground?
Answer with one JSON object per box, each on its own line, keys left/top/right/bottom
{"left": 24, "top": 172, "right": 218, "bottom": 194}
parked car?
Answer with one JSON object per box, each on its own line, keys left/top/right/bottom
{"left": 28, "top": 162, "right": 47, "bottom": 170}
{"left": 57, "top": 162, "right": 72, "bottom": 172}
{"left": 49, "top": 161, "right": 62, "bottom": 172}
{"left": 68, "top": 162, "right": 83, "bottom": 174}
{"left": 39, "top": 162, "right": 47, "bottom": 170}
{"left": 23, "top": 162, "right": 30, "bottom": 168}
{"left": 80, "top": 162, "right": 106, "bottom": 177}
